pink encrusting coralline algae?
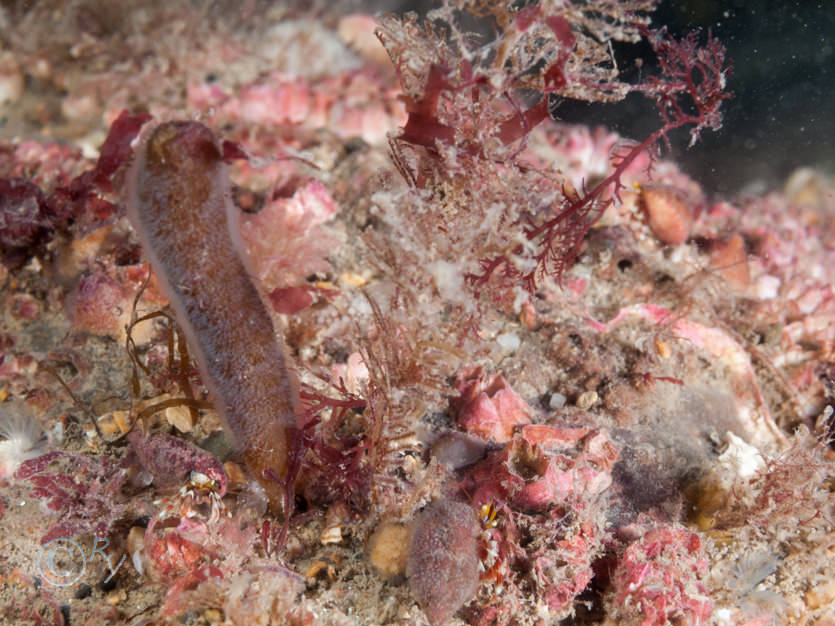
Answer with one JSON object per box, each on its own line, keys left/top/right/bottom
{"left": 0, "top": 2, "right": 834, "bottom": 625}
{"left": 608, "top": 523, "right": 713, "bottom": 626}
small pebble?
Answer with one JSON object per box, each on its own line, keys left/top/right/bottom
{"left": 576, "top": 390, "right": 599, "bottom": 409}
{"left": 320, "top": 525, "right": 343, "bottom": 545}
{"left": 549, "top": 392, "right": 567, "bottom": 410}
{"left": 430, "top": 430, "right": 488, "bottom": 470}
{"left": 105, "top": 589, "right": 125, "bottom": 605}
{"left": 165, "top": 404, "right": 195, "bottom": 433}
{"left": 496, "top": 332, "right": 520, "bottom": 352}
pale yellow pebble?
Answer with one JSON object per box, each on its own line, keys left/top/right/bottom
{"left": 576, "top": 390, "right": 599, "bottom": 409}
{"left": 105, "top": 589, "right": 126, "bottom": 605}
{"left": 165, "top": 404, "right": 195, "bottom": 433}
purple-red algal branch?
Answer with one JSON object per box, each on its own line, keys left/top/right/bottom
{"left": 641, "top": 28, "right": 731, "bottom": 147}
{"left": 471, "top": 28, "right": 730, "bottom": 292}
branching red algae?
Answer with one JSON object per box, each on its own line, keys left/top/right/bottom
{"left": 125, "top": 121, "right": 300, "bottom": 510}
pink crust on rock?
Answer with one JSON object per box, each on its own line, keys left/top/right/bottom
{"left": 611, "top": 524, "right": 712, "bottom": 625}
{"left": 238, "top": 179, "right": 336, "bottom": 292}
{"left": 453, "top": 366, "right": 532, "bottom": 443}
{"left": 407, "top": 499, "right": 480, "bottom": 626}
{"left": 125, "top": 121, "right": 300, "bottom": 511}
{"left": 468, "top": 425, "right": 618, "bottom": 511}
{"left": 187, "top": 71, "right": 405, "bottom": 145}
